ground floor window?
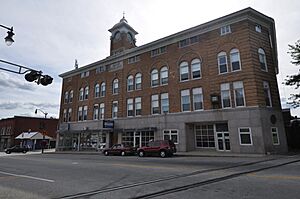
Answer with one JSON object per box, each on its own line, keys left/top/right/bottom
{"left": 271, "top": 127, "right": 280, "bottom": 145}
{"left": 121, "top": 131, "right": 154, "bottom": 148}
{"left": 122, "top": 132, "right": 134, "bottom": 146}
{"left": 163, "top": 129, "right": 178, "bottom": 144}
{"left": 195, "top": 124, "right": 215, "bottom": 148}
{"left": 238, "top": 127, "right": 252, "bottom": 145}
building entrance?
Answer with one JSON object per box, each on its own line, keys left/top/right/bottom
{"left": 216, "top": 123, "right": 230, "bottom": 151}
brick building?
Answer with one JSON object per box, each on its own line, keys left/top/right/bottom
{"left": 0, "top": 116, "right": 58, "bottom": 151}
{"left": 58, "top": 7, "right": 288, "bottom": 154}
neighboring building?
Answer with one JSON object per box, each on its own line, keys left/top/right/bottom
{"left": 282, "top": 109, "right": 300, "bottom": 150}
{"left": 58, "top": 7, "right": 288, "bottom": 154}
{"left": 0, "top": 116, "right": 58, "bottom": 151}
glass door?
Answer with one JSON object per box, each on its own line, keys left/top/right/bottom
{"left": 216, "top": 123, "right": 230, "bottom": 151}
{"left": 134, "top": 132, "right": 141, "bottom": 148}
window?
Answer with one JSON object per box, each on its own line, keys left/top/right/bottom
{"left": 80, "top": 71, "right": 89, "bottom": 78}
{"left": 93, "top": 104, "right": 99, "bottom": 120}
{"left": 255, "top": 25, "right": 262, "bottom": 33}
{"left": 220, "top": 25, "right": 231, "bottom": 35}
{"left": 151, "top": 94, "right": 160, "bottom": 114}
{"left": 96, "top": 66, "right": 105, "bottom": 73}
{"left": 112, "top": 101, "right": 118, "bottom": 119}
{"left": 161, "top": 93, "right": 169, "bottom": 113}
{"left": 63, "top": 109, "right": 67, "bottom": 122}
{"left": 79, "top": 88, "right": 84, "bottom": 101}
{"left": 78, "top": 106, "right": 83, "bottom": 121}
{"left": 180, "top": 62, "right": 189, "bottom": 81}
{"left": 191, "top": 59, "right": 201, "bottom": 79}
{"left": 178, "top": 36, "right": 199, "bottom": 48}
{"left": 271, "top": 127, "right": 280, "bottom": 145}
{"left": 128, "top": 55, "right": 140, "bottom": 64}
{"left": 69, "top": 90, "right": 73, "bottom": 103}
{"left": 230, "top": 49, "right": 241, "bottom": 71}
{"left": 233, "top": 81, "right": 245, "bottom": 107}
{"left": 221, "top": 83, "right": 231, "bottom": 108}
{"left": 68, "top": 108, "right": 72, "bottom": 122}
{"left": 258, "top": 48, "right": 268, "bottom": 71}
{"left": 218, "top": 52, "right": 228, "bottom": 74}
{"left": 135, "top": 73, "right": 142, "bottom": 90}
{"left": 113, "top": 79, "right": 119, "bottom": 94}
{"left": 263, "top": 81, "right": 272, "bottom": 107}
{"left": 163, "top": 130, "right": 178, "bottom": 144}
{"left": 151, "top": 46, "right": 166, "bottom": 57}
{"left": 127, "top": 75, "right": 134, "bottom": 91}
{"left": 195, "top": 124, "right": 215, "bottom": 148}
{"left": 160, "top": 67, "right": 168, "bottom": 85}
{"left": 99, "top": 103, "right": 105, "bottom": 119}
{"left": 64, "top": 92, "right": 69, "bottom": 104}
{"left": 239, "top": 127, "right": 252, "bottom": 145}
{"left": 135, "top": 97, "right": 142, "bottom": 116}
{"left": 100, "top": 82, "right": 106, "bottom": 97}
{"left": 192, "top": 88, "right": 203, "bottom": 110}
{"left": 84, "top": 86, "right": 89, "bottom": 100}
{"left": 95, "top": 84, "right": 100, "bottom": 98}
{"left": 181, "top": 89, "right": 190, "bottom": 112}
{"left": 151, "top": 69, "right": 159, "bottom": 87}
{"left": 83, "top": 106, "right": 88, "bottom": 121}
{"left": 127, "top": 98, "right": 134, "bottom": 117}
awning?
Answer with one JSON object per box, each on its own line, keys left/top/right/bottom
{"left": 15, "top": 132, "right": 54, "bottom": 140}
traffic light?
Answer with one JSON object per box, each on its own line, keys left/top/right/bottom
{"left": 40, "top": 75, "right": 53, "bottom": 86}
{"left": 25, "top": 70, "right": 40, "bottom": 82}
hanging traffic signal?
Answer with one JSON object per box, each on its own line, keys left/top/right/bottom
{"left": 40, "top": 75, "right": 53, "bottom": 86}
{"left": 25, "top": 70, "right": 40, "bottom": 82}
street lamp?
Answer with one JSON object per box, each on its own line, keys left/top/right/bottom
{"left": 35, "top": 109, "right": 48, "bottom": 153}
{"left": 0, "top": 24, "right": 15, "bottom": 46}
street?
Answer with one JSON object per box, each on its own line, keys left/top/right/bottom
{"left": 0, "top": 152, "right": 299, "bottom": 199}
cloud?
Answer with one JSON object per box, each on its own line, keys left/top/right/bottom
{"left": 0, "top": 101, "right": 59, "bottom": 111}
{"left": 0, "top": 72, "right": 35, "bottom": 91}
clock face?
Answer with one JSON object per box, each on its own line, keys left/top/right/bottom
{"left": 127, "top": 33, "right": 133, "bottom": 42}
{"left": 114, "top": 32, "right": 121, "bottom": 41}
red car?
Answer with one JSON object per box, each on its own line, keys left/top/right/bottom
{"left": 137, "top": 140, "right": 176, "bottom": 158}
{"left": 103, "top": 144, "right": 136, "bottom": 156}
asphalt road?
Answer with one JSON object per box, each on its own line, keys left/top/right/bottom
{"left": 0, "top": 152, "right": 299, "bottom": 199}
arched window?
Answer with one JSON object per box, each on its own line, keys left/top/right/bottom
{"left": 84, "top": 86, "right": 89, "bottom": 100}
{"left": 127, "top": 75, "right": 134, "bottom": 91}
{"left": 191, "top": 59, "right": 201, "bottom": 79}
{"left": 69, "top": 90, "right": 73, "bottom": 103}
{"left": 151, "top": 69, "right": 159, "bottom": 87}
{"left": 180, "top": 61, "right": 189, "bottom": 81}
{"left": 79, "top": 88, "right": 84, "bottom": 101}
{"left": 258, "top": 48, "right": 267, "bottom": 71}
{"left": 218, "top": 52, "right": 228, "bottom": 74}
{"left": 100, "top": 82, "right": 106, "bottom": 97}
{"left": 230, "top": 49, "right": 241, "bottom": 71}
{"left": 94, "top": 84, "right": 100, "bottom": 98}
{"left": 112, "top": 79, "right": 119, "bottom": 94}
{"left": 135, "top": 73, "right": 142, "bottom": 90}
{"left": 160, "top": 66, "right": 168, "bottom": 85}
{"left": 64, "top": 91, "right": 69, "bottom": 104}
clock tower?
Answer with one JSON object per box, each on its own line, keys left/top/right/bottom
{"left": 109, "top": 16, "right": 138, "bottom": 56}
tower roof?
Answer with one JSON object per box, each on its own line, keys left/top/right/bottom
{"left": 108, "top": 16, "right": 138, "bottom": 35}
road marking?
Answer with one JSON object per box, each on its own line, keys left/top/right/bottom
{"left": 248, "top": 173, "right": 300, "bottom": 180}
{"left": 0, "top": 171, "right": 55, "bottom": 183}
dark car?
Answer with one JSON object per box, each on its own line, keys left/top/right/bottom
{"left": 137, "top": 140, "right": 176, "bottom": 158}
{"left": 5, "top": 145, "right": 29, "bottom": 154}
{"left": 103, "top": 144, "right": 136, "bottom": 156}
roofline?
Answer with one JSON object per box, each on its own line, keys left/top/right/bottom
{"left": 60, "top": 7, "right": 276, "bottom": 78}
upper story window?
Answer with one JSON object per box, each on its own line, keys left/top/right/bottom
{"left": 95, "top": 84, "right": 100, "bottom": 98}
{"left": 220, "top": 25, "right": 231, "bottom": 35}
{"left": 218, "top": 52, "right": 228, "bottom": 74}
{"left": 112, "top": 101, "right": 118, "bottom": 119}
{"left": 79, "top": 88, "right": 84, "bottom": 101}
{"left": 80, "top": 71, "right": 89, "bottom": 78}
{"left": 64, "top": 91, "right": 69, "bottom": 104}
{"left": 93, "top": 104, "right": 99, "bottom": 120}
{"left": 255, "top": 25, "right": 262, "bottom": 33}
{"left": 181, "top": 89, "right": 190, "bottom": 112}
{"left": 63, "top": 109, "right": 67, "bottom": 122}
{"left": 135, "top": 73, "right": 142, "bottom": 90}
{"left": 77, "top": 106, "right": 83, "bottom": 121}
{"left": 263, "top": 81, "right": 272, "bottom": 107}
{"left": 83, "top": 106, "right": 88, "bottom": 121}
{"left": 233, "top": 81, "right": 245, "bottom": 107}
{"left": 179, "top": 35, "right": 199, "bottom": 48}
{"left": 160, "top": 66, "right": 168, "bottom": 85}
{"left": 180, "top": 61, "right": 189, "bottom": 81}
{"left": 84, "top": 86, "right": 89, "bottom": 100}
{"left": 127, "top": 98, "right": 134, "bottom": 117}
{"left": 112, "top": 79, "right": 119, "bottom": 94}
{"left": 100, "top": 103, "right": 105, "bottom": 119}
{"left": 258, "top": 48, "right": 268, "bottom": 71}
{"left": 161, "top": 93, "right": 169, "bottom": 114}
{"left": 151, "top": 94, "right": 160, "bottom": 115}
{"left": 69, "top": 90, "right": 73, "bottom": 103}
{"left": 135, "top": 97, "right": 142, "bottom": 116}
{"left": 191, "top": 59, "right": 201, "bottom": 79}
{"left": 128, "top": 55, "right": 140, "bottom": 64}
{"left": 67, "top": 108, "right": 72, "bottom": 122}
{"left": 100, "top": 82, "right": 106, "bottom": 97}
{"left": 127, "top": 75, "right": 134, "bottom": 91}
{"left": 221, "top": 83, "right": 231, "bottom": 108}
{"left": 230, "top": 49, "right": 241, "bottom": 71}
{"left": 192, "top": 87, "right": 203, "bottom": 111}
{"left": 151, "top": 46, "right": 166, "bottom": 57}
{"left": 151, "top": 69, "right": 159, "bottom": 87}
{"left": 96, "top": 66, "right": 106, "bottom": 73}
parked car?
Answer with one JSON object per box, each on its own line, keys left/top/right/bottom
{"left": 137, "top": 140, "right": 176, "bottom": 158}
{"left": 103, "top": 144, "right": 136, "bottom": 156}
{"left": 4, "top": 145, "right": 29, "bottom": 154}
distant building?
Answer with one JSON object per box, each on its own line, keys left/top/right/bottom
{"left": 0, "top": 116, "right": 58, "bottom": 151}
{"left": 58, "top": 7, "right": 288, "bottom": 154}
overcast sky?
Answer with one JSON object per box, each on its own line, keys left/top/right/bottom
{"left": 0, "top": 0, "right": 299, "bottom": 119}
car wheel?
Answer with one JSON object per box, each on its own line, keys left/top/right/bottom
{"left": 138, "top": 150, "right": 144, "bottom": 157}
{"left": 121, "top": 151, "right": 126, "bottom": 156}
{"left": 104, "top": 151, "right": 109, "bottom": 156}
{"left": 22, "top": 151, "right": 27, "bottom": 153}
{"left": 5, "top": 151, "right": 10, "bottom": 154}
{"left": 160, "top": 150, "right": 166, "bottom": 158}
